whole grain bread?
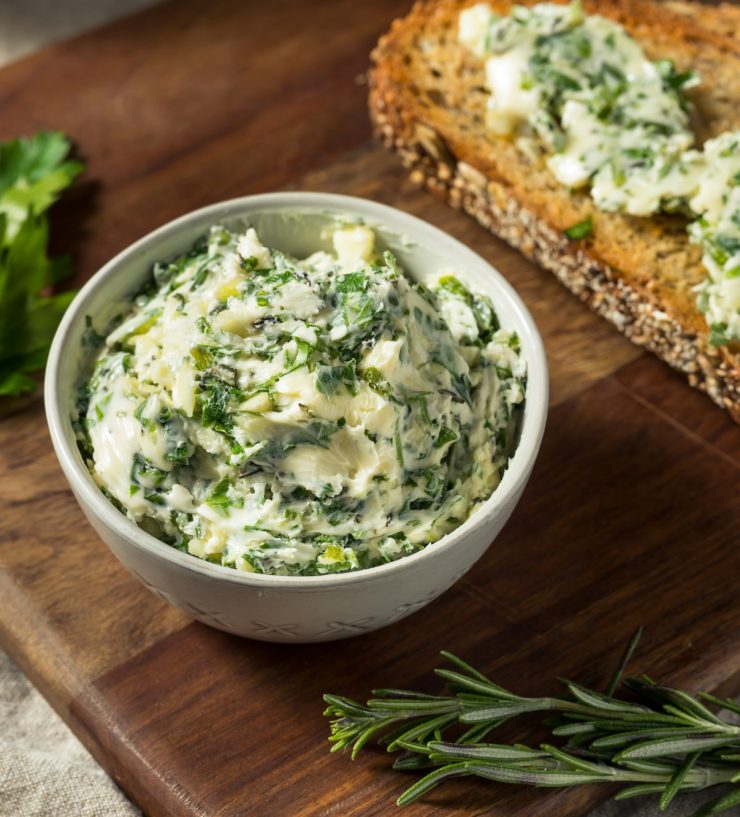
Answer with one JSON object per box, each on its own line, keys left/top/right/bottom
{"left": 369, "top": 0, "right": 740, "bottom": 416}
{"left": 666, "top": 1, "right": 740, "bottom": 41}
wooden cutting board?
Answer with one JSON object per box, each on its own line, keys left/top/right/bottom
{"left": 0, "top": 2, "right": 738, "bottom": 816}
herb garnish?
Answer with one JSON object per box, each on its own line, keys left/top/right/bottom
{"left": 0, "top": 131, "right": 83, "bottom": 395}
{"left": 324, "top": 631, "right": 740, "bottom": 814}
{"left": 564, "top": 216, "right": 593, "bottom": 240}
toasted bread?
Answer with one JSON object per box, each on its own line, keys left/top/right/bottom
{"left": 369, "top": 0, "right": 740, "bottom": 415}
{"left": 666, "top": 1, "right": 740, "bottom": 41}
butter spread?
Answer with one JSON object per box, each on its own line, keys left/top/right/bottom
{"left": 459, "top": 1, "right": 740, "bottom": 342}
{"left": 76, "top": 224, "right": 525, "bottom": 575}
{"left": 688, "top": 133, "right": 740, "bottom": 343}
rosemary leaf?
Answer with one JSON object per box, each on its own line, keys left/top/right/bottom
{"left": 606, "top": 627, "right": 643, "bottom": 697}
{"left": 323, "top": 633, "right": 740, "bottom": 813}
{"left": 616, "top": 735, "right": 740, "bottom": 761}
{"left": 396, "top": 763, "right": 469, "bottom": 805}
{"left": 691, "top": 787, "right": 740, "bottom": 817}
{"left": 615, "top": 784, "right": 677, "bottom": 800}
{"left": 660, "top": 752, "right": 700, "bottom": 811}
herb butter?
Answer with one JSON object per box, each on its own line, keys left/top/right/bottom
{"left": 688, "top": 133, "right": 740, "bottom": 344}
{"left": 76, "top": 224, "right": 525, "bottom": 576}
{"left": 458, "top": 1, "right": 740, "bottom": 342}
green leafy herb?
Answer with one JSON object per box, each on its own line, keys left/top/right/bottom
{"left": 437, "top": 275, "right": 499, "bottom": 341}
{"left": 316, "top": 360, "right": 358, "bottom": 397}
{"left": 434, "top": 426, "right": 458, "bottom": 448}
{"left": 301, "top": 419, "right": 341, "bottom": 448}
{"left": 130, "top": 453, "right": 167, "bottom": 487}
{"left": 564, "top": 217, "right": 593, "bottom": 240}
{"left": 362, "top": 366, "right": 391, "bottom": 398}
{"left": 336, "top": 271, "right": 368, "bottom": 293}
{"left": 0, "top": 131, "right": 82, "bottom": 395}
{"left": 709, "top": 323, "right": 730, "bottom": 348}
{"left": 324, "top": 630, "right": 740, "bottom": 815}
{"left": 198, "top": 377, "right": 242, "bottom": 431}
{"left": 437, "top": 275, "right": 470, "bottom": 300}
{"left": 205, "top": 477, "right": 244, "bottom": 517}
{"left": 81, "top": 315, "right": 104, "bottom": 349}
{"left": 0, "top": 131, "right": 83, "bottom": 239}
{"left": 0, "top": 131, "right": 83, "bottom": 395}
{"left": 190, "top": 260, "right": 211, "bottom": 290}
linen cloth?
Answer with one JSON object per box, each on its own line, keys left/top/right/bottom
{"left": 0, "top": 650, "right": 139, "bottom": 817}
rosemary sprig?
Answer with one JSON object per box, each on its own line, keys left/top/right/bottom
{"left": 324, "top": 632, "right": 740, "bottom": 815}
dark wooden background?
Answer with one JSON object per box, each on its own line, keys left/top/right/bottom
{"left": 0, "top": 1, "right": 738, "bottom": 815}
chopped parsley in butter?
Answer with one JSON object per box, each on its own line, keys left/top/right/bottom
{"left": 459, "top": 1, "right": 740, "bottom": 342}
{"left": 76, "top": 225, "right": 525, "bottom": 576}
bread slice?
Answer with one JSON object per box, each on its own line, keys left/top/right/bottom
{"left": 666, "top": 1, "right": 740, "bottom": 41}
{"left": 369, "top": 0, "right": 740, "bottom": 416}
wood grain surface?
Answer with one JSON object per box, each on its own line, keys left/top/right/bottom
{"left": 0, "top": 1, "right": 738, "bottom": 816}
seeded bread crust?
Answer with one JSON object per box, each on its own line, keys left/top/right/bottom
{"left": 666, "top": 1, "right": 740, "bottom": 41}
{"left": 369, "top": 0, "right": 740, "bottom": 417}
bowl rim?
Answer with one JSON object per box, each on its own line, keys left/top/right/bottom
{"left": 45, "top": 191, "right": 548, "bottom": 589}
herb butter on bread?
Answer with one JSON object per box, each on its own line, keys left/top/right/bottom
{"left": 369, "top": 0, "right": 740, "bottom": 416}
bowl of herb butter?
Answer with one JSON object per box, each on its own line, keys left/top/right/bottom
{"left": 45, "top": 192, "right": 547, "bottom": 642}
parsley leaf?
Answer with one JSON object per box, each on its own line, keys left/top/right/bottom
{"left": 564, "top": 216, "right": 593, "bottom": 240}
{"left": 205, "top": 477, "right": 244, "bottom": 517}
{"left": 0, "top": 131, "right": 83, "bottom": 396}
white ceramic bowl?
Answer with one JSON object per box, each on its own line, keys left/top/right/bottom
{"left": 45, "top": 192, "right": 548, "bottom": 643}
